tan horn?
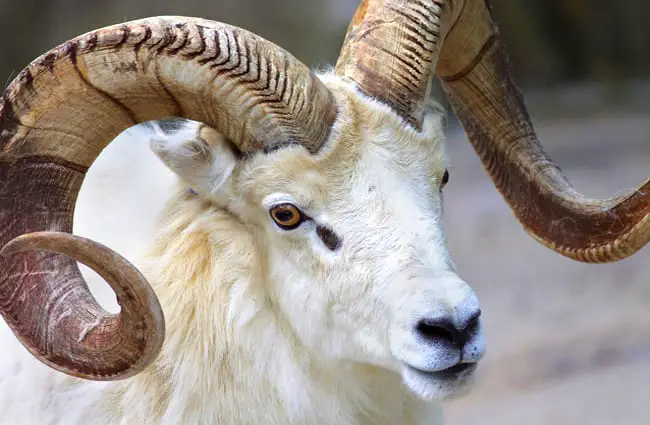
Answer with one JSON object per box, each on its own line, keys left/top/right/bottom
{"left": 336, "top": 0, "right": 650, "bottom": 263}
{"left": 335, "top": 0, "right": 445, "bottom": 129}
{"left": 0, "top": 16, "right": 337, "bottom": 380}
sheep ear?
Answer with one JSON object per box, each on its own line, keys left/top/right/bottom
{"left": 149, "top": 118, "right": 239, "bottom": 196}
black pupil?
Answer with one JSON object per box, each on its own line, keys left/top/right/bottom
{"left": 442, "top": 170, "right": 449, "bottom": 185}
{"left": 274, "top": 208, "right": 295, "bottom": 223}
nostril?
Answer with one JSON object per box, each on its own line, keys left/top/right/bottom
{"left": 415, "top": 318, "right": 457, "bottom": 345}
{"left": 415, "top": 310, "right": 481, "bottom": 348}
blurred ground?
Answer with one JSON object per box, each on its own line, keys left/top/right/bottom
{"left": 441, "top": 103, "right": 650, "bottom": 424}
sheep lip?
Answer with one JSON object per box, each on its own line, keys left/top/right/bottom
{"left": 404, "top": 362, "right": 477, "bottom": 380}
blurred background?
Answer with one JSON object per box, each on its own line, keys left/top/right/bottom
{"left": 1, "top": 1, "right": 648, "bottom": 424}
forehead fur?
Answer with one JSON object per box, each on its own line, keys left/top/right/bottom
{"left": 238, "top": 72, "right": 448, "bottom": 206}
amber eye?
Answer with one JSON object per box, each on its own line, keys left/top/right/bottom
{"left": 440, "top": 169, "right": 450, "bottom": 189}
{"left": 269, "top": 203, "right": 304, "bottom": 230}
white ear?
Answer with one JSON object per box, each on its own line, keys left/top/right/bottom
{"left": 149, "top": 119, "right": 238, "bottom": 196}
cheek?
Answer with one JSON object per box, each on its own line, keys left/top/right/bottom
{"left": 264, "top": 226, "right": 395, "bottom": 335}
{"left": 323, "top": 269, "right": 396, "bottom": 364}
{"left": 324, "top": 261, "right": 393, "bottom": 330}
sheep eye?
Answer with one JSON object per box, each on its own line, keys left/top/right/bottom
{"left": 270, "top": 203, "right": 304, "bottom": 230}
{"left": 440, "top": 169, "right": 450, "bottom": 189}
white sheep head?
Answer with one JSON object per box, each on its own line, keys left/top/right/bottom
{"left": 0, "top": 0, "right": 648, "bottom": 404}
{"left": 148, "top": 74, "right": 482, "bottom": 400}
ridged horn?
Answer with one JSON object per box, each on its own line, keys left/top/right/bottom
{"left": 0, "top": 16, "right": 337, "bottom": 380}
{"left": 335, "top": 0, "right": 650, "bottom": 263}
{"left": 334, "top": 0, "right": 445, "bottom": 129}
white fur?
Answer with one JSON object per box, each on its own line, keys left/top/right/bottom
{"left": 0, "top": 74, "right": 484, "bottom": 425}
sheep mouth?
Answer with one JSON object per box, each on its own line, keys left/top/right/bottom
{"left": 404, "top": 361, "right": 477, "bottom": 380}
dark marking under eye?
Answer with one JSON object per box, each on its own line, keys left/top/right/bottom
{"left": 316, "top": 225, "right": 342, "bottom": 251}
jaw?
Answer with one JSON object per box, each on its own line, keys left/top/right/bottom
{"left": 399, "top": 362, "right": 478, "bottom": 402}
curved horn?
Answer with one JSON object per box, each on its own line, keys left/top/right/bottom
{"left": 335, "top": 0, "right": 649, "bottom": 263}
{"left": 334, "top": 0, "right": 444, "bottom": 128}
{"left": 0, "top": 16, "right": 337, "bottom": 380}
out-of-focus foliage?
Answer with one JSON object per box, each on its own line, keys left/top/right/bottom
{"left": 0, "top": 0, "right": 356, "bottom": 87}
{"left": 491, "top": 0, "right": 650, "bottom": 86}
{"left": 1, "top": 0, "right": 649, "bottom": 90}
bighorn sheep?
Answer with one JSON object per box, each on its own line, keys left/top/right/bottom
{"left": 1, "top": 0, "right": 649, "bottom": 424}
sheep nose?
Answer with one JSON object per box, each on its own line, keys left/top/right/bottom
{"left": 415, "top": 309, "right": 481, "bottom": 348}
